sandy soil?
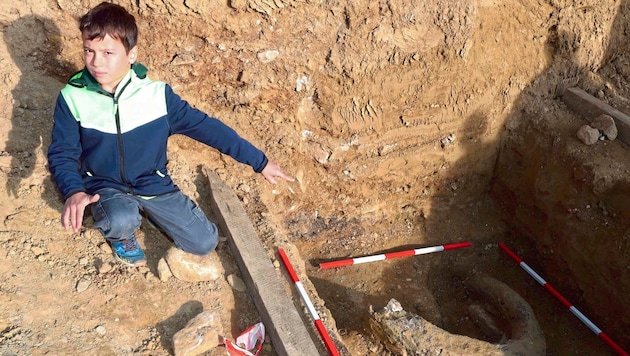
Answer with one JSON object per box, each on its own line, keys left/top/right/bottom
{"left": 1, "top": 0, "right": 628, "bottom": 355}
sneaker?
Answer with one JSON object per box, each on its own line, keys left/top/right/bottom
{"left": 111, "top": 234, "right": 146, "bottom": 267}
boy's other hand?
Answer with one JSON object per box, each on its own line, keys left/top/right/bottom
{"left": 261, "top": 161, "right": 295, "bottom": 185}
{"left": 62, "top": 192, "right": 100, "bottom": 233}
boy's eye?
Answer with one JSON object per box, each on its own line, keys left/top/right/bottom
{"left": 106, "top": 51, "right": 114, "bottom": 55}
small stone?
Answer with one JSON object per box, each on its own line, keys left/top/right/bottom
{"left": 384, "top": 299, "right": 404, "bottom": 314}
{"left": 99, "top": 242, "right": 112, "bottom": 254}
{"left": 173, "top": 311, "right": 223, "bottom": 356}
{"left": 157, "top": 258, "right": 172, "bottom": 282}
{"left": 98, "top": 262, "right": 113, "bottom": 274}
{"left": 227, "top": 274, "right": 247, "bottom": 292}
{"left": 76, "top": 278, "right": 91, "bottom": 293}
{"left": 257, "top": 50, "right": 279, "bottom": 63}
{"left": 440, "top": 134, "right": 456, "bottom": 148}
{"left": 590, "top": 114, "right": 617, "bottom": 140}
{"left": 95, "top": 325, "right": 106, "bottom": 335}
{"left": 78, "top": 257, "right": 88, "bottom": 266}
{"left": 576, "top": 125, "right": 600, "bottom": 145}
{"left": 84, "top": 229, "right": 100, "bottom": 240}
{"left": 165, "top": 247, "right": 224, "bottom": 282}
{"left": 144, "top": 271, "right": 158, "bottom": 282}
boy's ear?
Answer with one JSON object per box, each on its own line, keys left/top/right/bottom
{"left": 129, "top": 46, "right": 138, "bottom": 64}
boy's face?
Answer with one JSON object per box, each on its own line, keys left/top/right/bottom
{"left": 82, "top": 33, "right": 137, "bottom": 93}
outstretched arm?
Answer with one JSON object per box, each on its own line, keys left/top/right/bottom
{"left": 261, "top": 161, "right": 294, "bottom": 184}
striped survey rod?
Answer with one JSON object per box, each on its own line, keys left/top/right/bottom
{"left": 319, "top": 241, "right": 472, "bottom": 269}
{"left": 277, "top": 248, "right": 340, "bottom": 356}
{"left": 499, "top": 242, "right": 628, "bottom": 356}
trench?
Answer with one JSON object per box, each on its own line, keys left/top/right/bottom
{"left": 279, "top": 88, "right": 630, "bottom": 355}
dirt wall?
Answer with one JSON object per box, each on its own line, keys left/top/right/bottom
{"left": 491, "top": 1, "right": 630, "bottom": 349}
{"left": 1, "top": 0, "right": 630, "bottom": 354}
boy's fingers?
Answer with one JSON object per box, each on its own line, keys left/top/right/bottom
{"left": 264, "top": 173, "right": 277, "bottom": 184}
{"left": 279, "top": 171, "right": 295, "bottom": 182}
{"left": 74, "top": 208, "right": 84, "bottom": 232}
{"left": 62, "top": 209, "right": 70, "bottom": 230}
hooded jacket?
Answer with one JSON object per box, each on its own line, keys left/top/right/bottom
{"left": 48, "top": 63, "right": 268, "bottom": 200}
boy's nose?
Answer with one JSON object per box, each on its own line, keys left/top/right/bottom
{"left": 92, "top": 54, "right": 103, "bottom": 66}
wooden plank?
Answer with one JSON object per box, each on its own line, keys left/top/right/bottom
{"left": 562, "top": 87, "right": 630, "bottom": 144}
{"left": 204, "top": 167, "right": 322, "bottom": 356}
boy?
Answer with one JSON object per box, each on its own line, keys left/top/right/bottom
{"left": 47, "top": 2, "right": 293, "bottom": 267}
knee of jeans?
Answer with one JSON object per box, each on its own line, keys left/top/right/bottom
{"left": 106, "top": 212, "right": 142, "bottom": 239}
{"left": 187, "top": 236, "right": 218, "bottom": 256}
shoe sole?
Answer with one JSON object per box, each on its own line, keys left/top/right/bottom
{"left": 114, "top": 254, "right": 147, "bottom": 267}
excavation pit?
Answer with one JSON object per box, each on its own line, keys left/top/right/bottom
{"left": 228, "top": 88, "right": 630, "bottom": 355}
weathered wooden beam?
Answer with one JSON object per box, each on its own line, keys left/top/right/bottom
{"left": 562, "top": 87, "right": 630, "bottom": 145}
{"left": 204, "top": 167, "right": 322, "bottom": 356}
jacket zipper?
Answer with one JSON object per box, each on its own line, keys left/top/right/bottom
{"left": 113, "top": 79, "right": 134, "bottom": 193}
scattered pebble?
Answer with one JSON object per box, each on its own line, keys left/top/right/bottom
{"left": 227, "top": 274, "right": 247, "bottom": 292}
{"left": 257, "top": 50, "right": 279, "bottom": 63}
{"left": 144, "top": 271, "right": 158, "bottom": 282}
{"left": 32, "top": 247, "right": 45, "bottom": 256}
{"left": 576, "top": 125, "right": 600, "bottom": 145}
{"left": 99, "top": 242, "right": 112, "bottom": 254}
{"left": 157, "top": 257, "right": 172, "bottom": 282}
{"left": 590, "top": 114, "right": 617, "bottom": 140}
{"left": 76, "top": 278, "right": 91, "bottom": 293}
{"left": 98, "top": 262, "right": 113, "bottom": 274}
{"left": 95, "top": 325, "right": 106, "bottom": 335}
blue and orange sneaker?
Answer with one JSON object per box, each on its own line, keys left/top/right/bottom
{"left": 111, "top": 234, "right": 146, "bottom": 267}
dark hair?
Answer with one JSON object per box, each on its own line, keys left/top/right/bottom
{"left": 79, "top": 2, "right": 138, "bottom": 52}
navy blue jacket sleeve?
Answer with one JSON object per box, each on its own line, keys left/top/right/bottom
{"left": 164, "top": 85, "right": 268, "bottom": 172}
{"left": 47, "top": 94, "right": 86, "bottom": 200}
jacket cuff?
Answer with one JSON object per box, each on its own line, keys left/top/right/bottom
{"left": 254, "top": 156, "right": 269, "bottom": 173}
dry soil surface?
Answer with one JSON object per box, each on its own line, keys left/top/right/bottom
{"left": 1, "top": 0, "right": 629, "bottom": 355}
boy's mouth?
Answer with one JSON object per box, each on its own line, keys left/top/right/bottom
{"left": 93, "top": 71, "right": 106, "bottom": 77}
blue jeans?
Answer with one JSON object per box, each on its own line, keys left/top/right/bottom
{"left": 90, "top": 188, "right": 218, "bottom": 255}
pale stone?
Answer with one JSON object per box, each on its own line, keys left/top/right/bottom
{"left": 576, "top": 125, "right": 600, "bottom": 145}
{"left": 157, "top": 257, "right": 172, "bottom": 282}
{"left": 31, "top": 247, "right": 45, "bottom": 256}
{"left": 99, "top": 242, "right": 112, "bottom": 254}
{"left": 76, "top": 278, "right": 91, "bottom": 293}
{"left": 98, "top": 262, "right": 113, "bottom": 275}
{"left": 173, "top": 311, "right": 222, "bottom": 356}
{"left": 590, "top": 114, "right": 617, "bottom": 140}
{"left": 165, "top": 247, "right": 224, "bottom": 282}
{"left": 257, "top": 50, "right": 279, "bottom": 63}
{"left": 227, "top": 273, "right": 247, "bottom": 292}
